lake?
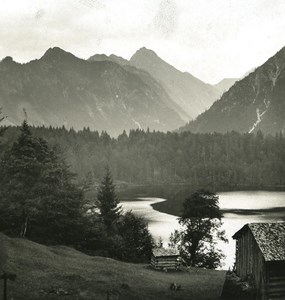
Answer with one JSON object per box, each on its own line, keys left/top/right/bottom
{"left": 121, "top": 191, "right": 285, "bottom": 269}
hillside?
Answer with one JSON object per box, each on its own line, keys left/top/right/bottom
{"left": 0, "top": 48, "right": 184, "bottom": 136}
{"left": 87, "top": 56, "right": 190, "bottom": 122}
{"left": 0, "top": 233, "right": 225, "bottom": 300}
{"left": 89, "top": 52, "right": 189, "bottom": 121}
{"left": 181, "top": 46, "right": 285, "bottom": 134}
{"left": 130, "top": 48, "right": 222, "bottom": 121}
{"left": 213, "top": 78, "right": 238, "bottom": 95}
{"left": 89, "top": 48, "right": 234, "bottom": 122}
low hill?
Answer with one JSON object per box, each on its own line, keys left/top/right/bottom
{"left": 0, "top": 233, "right": 225, "bottom": 299}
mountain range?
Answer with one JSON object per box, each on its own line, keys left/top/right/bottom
{"left": 0, "top": 47, "right": 235, "bottom": 135}
{"left": 180, "top": 46, "right": 285, "bottom": 135}
{"left": 0, "top": 48, "right": 187, "bottom": 136}
{"left": 3, "top": 45, "right": 285, "bottom": 136}
{"left": 89, "top": 47, "right": 230, "bottom": 121}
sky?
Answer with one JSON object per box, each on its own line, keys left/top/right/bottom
{"left": 1, "top": 0, "right": 285, "bottom": 84}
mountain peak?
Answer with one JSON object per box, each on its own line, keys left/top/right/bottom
{"left": 180, "top": 44, "right": 285, "bottom": 135}
{"left": 130, "top": 47, "right": 159, "bottom": 61}
{"left": 89, "top": 54, "right": 109, "bottom": 61}
{"left": 41, "top": 47, "right": 77, "bottom": 62}
{"left": 88, "top": 53, "right": 129, "bottom": 65}
{"left": 1, "top": 56, "right": 15, "bottom": 64}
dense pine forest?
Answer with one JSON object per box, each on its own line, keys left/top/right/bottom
{"left": 1, "top": 125, "right": 285, "bottom": 189}
{"left": 0, "top": 122, "right": 153, "bottom": 262}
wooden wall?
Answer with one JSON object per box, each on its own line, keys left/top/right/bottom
{"left": 151, "top": 256, "right": 179, "bottom": 270}
{"left": 235, "top": 230, "right": 266, "bottom": 299}
{"left": 266, "top": 262, "right": 285, "bottom": 300}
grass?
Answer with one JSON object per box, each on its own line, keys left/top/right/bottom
{"left": 0, "top": 233, "right": 226, "bottom": 299}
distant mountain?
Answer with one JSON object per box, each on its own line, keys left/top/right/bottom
{"left": 130, "top": 48, "right": 223, "bottom": 121}
{"left": 89, "top": 53, "right": 129, "bottom": 66}
{"left": 89, "top": 47, "right": 225, "bottom": 121}
{"left": 0, "top": 47, "right": 185, "bottom": 136}
{"left": 89, "top": 53, "right": 190, "bottom": 121}
{"left": 180, "top": 47, "right": 285, "bottom": 134}
{"left": 213, "top": 78, "right": 238, "bottom": 95}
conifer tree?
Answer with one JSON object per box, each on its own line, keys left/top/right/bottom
{"left": 97, "top": 167, "right": 121, "bottom": 231}
{"left": 0, "top": 121, "right": 84, "bottom": 244}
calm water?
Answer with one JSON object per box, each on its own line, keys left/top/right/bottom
{"left": 121, "top": 191, "right": 285, "bottom": 269}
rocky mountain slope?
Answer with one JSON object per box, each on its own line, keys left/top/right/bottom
{"left": 0, "top": 48, "right": 184, "bottom": 136}
{"left": 129, "top": 48, "right": 222, "bottom": 121}
{"left": 89, "top": 53, "right": 189, "bottom": 121}
{"left": 180, "top": 47, "right": 285, "bottom": 135}
{"left": 89, "top": 48, "right": 233, "bottom": 122}
{"left": 213, "top": 78, "right": 238, "bottom": 95}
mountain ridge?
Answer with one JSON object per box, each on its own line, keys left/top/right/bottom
{"left": 89, "top": 47, "right": 232, "bottom": 121}
{"left": 180, "top": 46, "right": 285, "bottom": 135}
{"left": 0, "top": 47, "right": 185, "bottom": 136}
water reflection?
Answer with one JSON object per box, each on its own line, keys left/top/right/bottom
{"left": 121, "top": 191, "right": 285, "bottom": 269}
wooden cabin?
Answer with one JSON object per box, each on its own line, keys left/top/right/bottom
{"left": 151, "top": 248, "right": 180, "bottom": 271}
{"left": 232, "top": 222, "right": 285, "bottom": 300}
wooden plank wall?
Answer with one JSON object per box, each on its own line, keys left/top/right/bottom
{"left": 151, "top": 256, "right": 179, "bottom": 270}
{"left": 267, "top": 262, "right": 285, "bottom": 300}
{"left": 235, "top": 230, "right": 265, "bottom": 298}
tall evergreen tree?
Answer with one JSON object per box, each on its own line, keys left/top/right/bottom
{"left": 0, "top": 121, "right": 84, "bottom": 244}
{"left": 97, "top": 167, "right": 121, "bottom": 231}
{"left": 117, "top": 211, "right": 153, "bottom": 262}
{"left": 0, "top": 120, "right": 46, "bottom": 236}
{"left": 0, "top": 108, "right": 7, "bottom": 153}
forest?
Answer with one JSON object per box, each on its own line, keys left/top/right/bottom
{"left": 1, "top": 125, "right": 285, "bottom": 190}
{"left": 0, "top": 121, "right": 153, "bottom": 263}
{"left": 1, "top": 121, "right": 284, "bottom": 269}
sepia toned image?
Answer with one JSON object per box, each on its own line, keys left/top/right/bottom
{"left": 0, "top": 1, "right": 285, "bottom": 299}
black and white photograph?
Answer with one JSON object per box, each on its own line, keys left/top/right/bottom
{"left": 0, "top": 1, "right": 285, "bottom": 299}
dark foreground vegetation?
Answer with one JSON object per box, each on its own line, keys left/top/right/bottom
{"left": 1, "top": 125, "right": 285, "bottom": 188}
{"left": 169, "top": 190, "right": 228, "bottom": 269}
{"left": 0, "top": 121, "right": 153, "bottom": 263}
{"left": 0, "top": 119, "right": 226, "bottom": 270}
{"left": 0, "top": 118, "right": 281, "bottom": 298}
{"left": 0, "top": 233, "right": 226, "bottom": 300}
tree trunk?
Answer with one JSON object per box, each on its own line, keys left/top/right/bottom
{"left": 3, "top": 273, "right": 7, "bottom": 300}
{"left": 20, "top": 210, "right": 29, "bottom": 237}
{"left": 190, "top": 239, "right": 199, "bottom": 266}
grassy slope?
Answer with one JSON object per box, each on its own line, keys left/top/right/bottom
{"left": 0, "top": 233, "right": 226, "bottom": 300}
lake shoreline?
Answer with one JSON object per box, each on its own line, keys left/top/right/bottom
{"left": 118, "top": 184, "right": 285, "bottom": 217}
{"left": 150, "top": 188, "right": 285, "bottom": 217}
{"left": 151, "top": 201, "right": 285, "bottom": 218}
{"left": 121, "top": 191, "right": 285, "bottom": 269}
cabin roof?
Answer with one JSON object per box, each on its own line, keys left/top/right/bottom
{"left": 152, "top": 248, "right": 180, "bottom": 257}
{"left": 233, "top": 222, "right": 285, "bottom": 262}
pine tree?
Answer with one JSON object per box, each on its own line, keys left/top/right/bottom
{"left": 0, "top": 108, "right": 7, "bottom": 154}
{"left": 0, "top": 120, "right": 47, "bottom": 236}
{"left": 0, "top": 121, "right": 84, "bottom": 244}
{"left": 97, "top": 167, "right": 121, "bottom": 231}
{"left": 117, "top": 211, "right": 153, "bottom": 262}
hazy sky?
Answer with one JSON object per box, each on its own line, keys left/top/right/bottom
{"left": 1, "top": 0, "right": 285, "bottom": 83}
